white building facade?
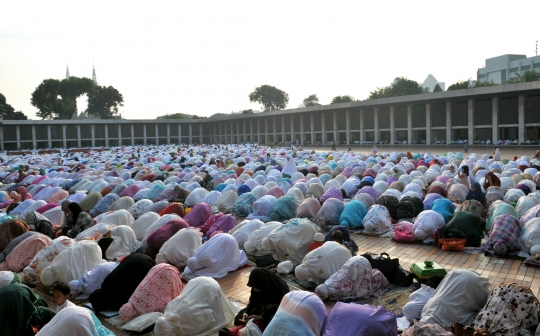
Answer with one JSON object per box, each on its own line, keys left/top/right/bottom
{"left": 477, "top": 54, "right": 540, "bottom": 84}
{"left": 422, "top": 74, "right": 445, "bottom": 92}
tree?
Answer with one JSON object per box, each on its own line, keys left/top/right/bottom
{"left": 368, "top": 77, "right": 428, "bottom": 99}
{"left": 87, "top": 85, "right": 124, "bottom": 119}
{"left": 506, "top": 70, "right": 540, "bottom": 84}
{"left": 241, "top": 109, "right": 254, "bottom": 114}
{"left": 303, "top": 94, "right": 320, "bottom": 106}
{"left": 157, "top": 113, "right": 190, "bottom": 119}
{"left": 249, "top": 85, "right": 289, "bottom": 111}
{"left": 0, "top": 93, "right": 28, "bottom": 120}
{"left": 209, "top": 113, "right": 230, "bottom": 118}
{"left": 433, "top": 84, "right": 443, "bottom": 92}
{"left": 447, "top": 79, "right": 471, "bottom": 91}
{"left": 31, "top": 76, "right": 122, "bottom": 119}
{"left": 331, "top": 95, "right": 355, "bottom": 104}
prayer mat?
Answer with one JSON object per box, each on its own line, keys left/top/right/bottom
{"left": 483, "top": 251, "right": 526, "bottom": 260}
{"left": 344, "top": 283, "right": 420, "bottom": 316}
{"left": 84, "top": 302, "right": 119, "bottom": 317}
{"left": 355, "top": 230, "right": 391, "bottom": 237}
{"left": 463, "top": 246, "right": 484, "bottom": 254}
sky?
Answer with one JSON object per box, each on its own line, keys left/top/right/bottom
{"left": 1, "top": 1, "right": 540, "bottom": 120}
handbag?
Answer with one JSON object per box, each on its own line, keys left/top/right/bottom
{"left": 440, "top": 238, "right": 466, "bottom": 251}
{"left": 394, "top": 224, "right": 415, "bottom": 243}
{"left": 361, "top": 252, "right": 413, "bottom": 286}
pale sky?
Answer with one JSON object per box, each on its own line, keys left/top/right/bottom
{"left": 1, "top": 1, "right": 539, "bottom": 120}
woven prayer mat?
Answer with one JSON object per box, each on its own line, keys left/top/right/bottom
{"left": 342, "top": 283, "right": 420, "bottom": 316}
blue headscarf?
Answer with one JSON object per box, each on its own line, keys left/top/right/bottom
{"left": 466, "top": 182, "right": 485, "bottom": 202}
{"left": 237, "top": 184, "right": 251, "bottom": 196}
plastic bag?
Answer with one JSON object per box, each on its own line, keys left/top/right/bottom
{"left": 239, "top": 319, "right": 263, "bottom": 336}
{"left": 121, "top": 312, "right": 163, "bottom": 332}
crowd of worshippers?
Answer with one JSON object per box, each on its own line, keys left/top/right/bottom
{"left": 0, "top": 145, "right": 539, "bottom": 335}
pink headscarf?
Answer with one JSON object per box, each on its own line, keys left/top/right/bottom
{"left": 119, "top": 263, "right": 184, "bottom": 323}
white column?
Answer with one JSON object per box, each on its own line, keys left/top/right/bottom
{"left": 178, "top": 124, "right": 182, "bottom": 144}
{"left": 237, "top": 120, "right": 241, "bottom": 143}
{"left": 90, "top": 125, "right": 95, "bottom": 147}
{"left": 130, "top": 124, "right": 135, "bottom": 146}
{"left": 256, "top": 119, "right": 260, "bottom": 143}
{"left": 47, "top": 125, "right": 52, "bottom": 148}
{"left": 300, "top": 115, "right": 305, "bottom": 145}
{"left": 189, "top": 124, "right": 193, "bottom": 144}
{"left": 390, "top": 107, "right": 395, "bottom": 145}
{"left": 199, "top": 124, "right": 203, "bottom": 144}
{"left": 155, "top": 124, "right": 159, "bottom": 144}
{"left": 492, "top": 97, "right": 498, "bottom": 144}
{"left": 310, "top": 114, "right": 315, "bottom": 144}
{"left": 468, "top": 99, "right": 474, "bottom": 145}
{"left": 243, "top": 120, "right": 247, "bottom": 142}
{"left": 104, "top": 124, "right": 109, "bottom": 147}
{"left": 446, "top": 102, "right": 452, "bottom": 144}
{"left": 16, "top": 125, "right": 21, "bottom": 149}
{"left": 407, "top": 105, "right": 412, "bottom": 145}
{"left": 345, "top": 111, "right": 350, "bottom": 145}
{"left": 333, "top": 111, "right": 338, "bottom": 143}
{"left": 321, "top": 113, "right": 326, "bottom": 144}
{"left": 426, "top": 103, "right": 432, "bottom": 145}
{"left": 290, "top": 115, "right": 295, "bottom": 144}
{"left": 230, "top": 120, "right": 234, "bottom": 144}
{"left": 118, "top": 124, "right": 122, "bottom": 146}
{"left": 264, "top": 118, "right": 269, "bottom": 144}
{"left": 359, "top": 110, "right": 364, "bottom": 144}
{"left": 143, "top": 124, "right": 147, "bottom": 145}
{"left": 167, "top": 124, "right": 171, "bottom": 144}
{"left": 519, "top": 95, "right": 525, "bottom": 144}
{"left": 32, "top": 125, "right": 37, "bottom": 148}
{"left": 77, "top": 125, "right": 81, "bottom": 147}
{"left": 62, "top": 125, "right": 67, "bottom": 148}
{"left": 272, "top": 118, "right": 276, "bottom": 143}
{"left": 374, "top": 108, "right": 379, "bottom": 144}
{"left": 281, "top": 117, "right": 285, "bottom": 143}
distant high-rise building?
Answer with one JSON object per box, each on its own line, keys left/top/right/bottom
{"left": 422, "top": 74, "right": 445, "bottom": 92}
{"left": 477, "top": 54, "right": 540, "bottom": 84}
{"left": 92, "top": 63, "right": 97, "bottom": 84}
{"left": 66, "top": 65, "right": 70, "bottom": 80}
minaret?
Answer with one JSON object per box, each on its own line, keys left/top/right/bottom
{"left": 92, "top": 62, "right": 97, "bottom": 84}
{"left": 66, "top": 64, "right": 70, "bottom": 80}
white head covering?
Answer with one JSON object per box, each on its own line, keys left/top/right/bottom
{"left": 314, "top": 233, "right": 325, "bottom": 242}
{"left": 156, "top": 228, "right": 202, "bottom": 266}
{"left": 420, "top": 269, "right": 490, "bottom": 330}
{"left": 228, "top": 219, "right": 265, "bottom": 248}
{"left": 36, "top": 306, "right": 101, "bottom": 336}
{"left": 244, "top": 222, "right": 282, "bottom": 255}
{"left": 40, "top": 240, "right": 105, "bottom": 286}
{"left": 154, "top": 277, "right": 235, "bottom": 336}
{"left": 103, "top": 225, "right": 142, "bottom": 260}
{"left": 95, "top": 209, "right": 135, "bottom": 227}
{"left": 261, "top": 218, "right": 318, "bottom": 265}
{"left": 131, "top": 211, "right": 161, "bottom": 240}
{"left": 0, "top": 271, "right": 14, "bottom": 290}
{"left": 295, "top": 241, "right": 351, "bottom": 283}
{"left": 184, "top": 233, "right": 247, "bottom": 278}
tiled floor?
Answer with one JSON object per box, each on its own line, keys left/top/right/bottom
{"left": 218, "top": 233, "right": 540, "bottom": 303}
{"left": 35, "top": 233, "right": 540, "bottom": 335}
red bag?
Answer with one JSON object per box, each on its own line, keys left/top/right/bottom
{"left": 440, "top": 238, "right": 466, "bottom": 251}
{"left": 394, "top": 222, "right": 416, "bottom": 243}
